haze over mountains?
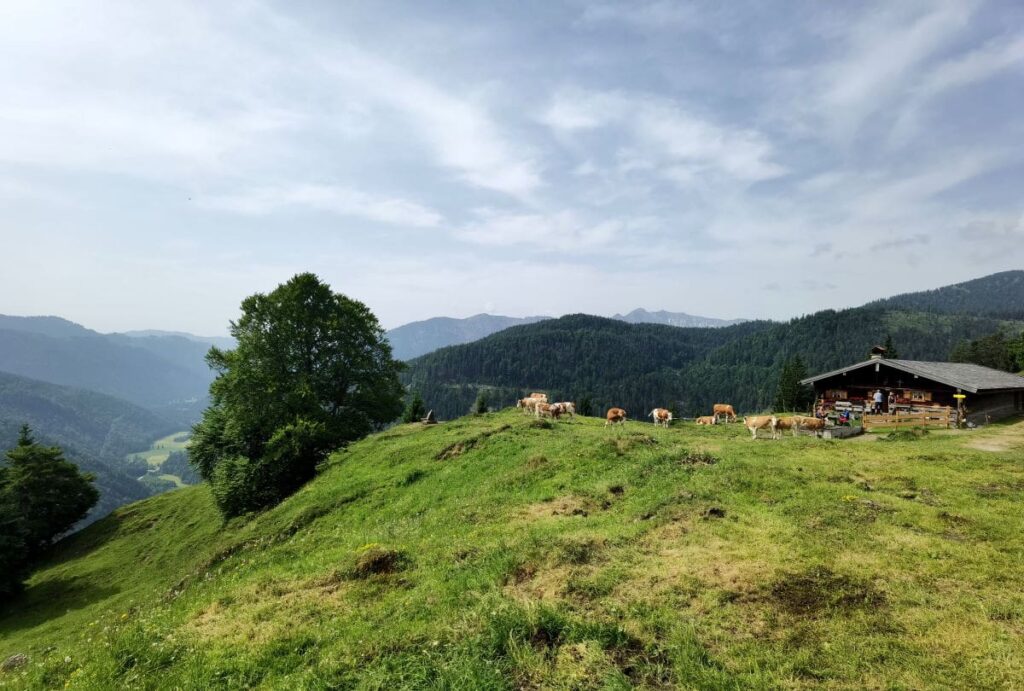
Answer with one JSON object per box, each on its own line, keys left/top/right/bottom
{"left": 387, "top": 309, "right": 745, "bottom": 360}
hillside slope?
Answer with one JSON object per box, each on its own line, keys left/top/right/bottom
{"left": 401, "top": 315, "right": 772, "bottom": 417}
{"left": 2, "top": 411, "right": 1022, "bottom": 688}
{"left": 612, "top": 308, "right": 746, "bottom": 329}
{"left": 867, "top": 270, "right": 1024, "bottom": 319}
{"left": 387, "top": 314, "right": 550, "bottom": 360}
{"left": 0, "top": 372, "right": 174, "bottom": 521}
{"left": 0, "top": 315, "right": 214, "bottom": 413}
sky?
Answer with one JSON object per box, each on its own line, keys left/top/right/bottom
{"left": 1, "top": 0, "right": 1023, "bottom": 335}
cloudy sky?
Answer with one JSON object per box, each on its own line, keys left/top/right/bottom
{"left": 1, "top": 1, "right": 1022, "bottom": 335}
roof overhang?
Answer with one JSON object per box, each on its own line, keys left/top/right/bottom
{"left": 799, "top": 359, "right": 1024, "bottom": 394}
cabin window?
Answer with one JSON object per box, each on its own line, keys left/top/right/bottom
{"left": 909, "top": 390, "right": 932, "bottom": 402}
{"left": 825, "top": 389, "right": 847, "bottom": 399}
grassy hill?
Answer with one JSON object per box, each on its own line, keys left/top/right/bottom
{"left": 2, "top": 410, "right": 1022, "bottom": 688}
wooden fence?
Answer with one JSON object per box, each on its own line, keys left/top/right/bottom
{"left": 862, "top": 408, "right": 955, "bottom": 431}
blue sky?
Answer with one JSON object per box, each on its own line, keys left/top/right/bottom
{"left": 1, "top": 0, "right": 1022, "bottom": 335}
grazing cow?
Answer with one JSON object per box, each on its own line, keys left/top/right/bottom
{"left": 553, "top": 402, "right": 576, "bottom": 418}
{"left": 535, "top": 402, "right": 553, "bottom": 419}
{"left": 774, "top": 417, "right": 795, "bottom": 436}
{"left": 517, "top": 398, "right": 540, "bottom": 415}
{"left": 529, "top": 392, "right": 548, "bottom": 402}
{"left": 649, "top": 408, "right": 673, "bottom": 427}
{"left": 793, "top": 416, "right": 828, "bottom": 436}
{"left": 713, "top": 404, "right": 737, "bottom": 422}
{"left": 744, "top": 415, "right": 779, "bottom": 440}
{"left": 605, "top": 408, "right": 627, "bottom": 426}
{"left": 695, "top": 415, "right": 717, "bottom": 425}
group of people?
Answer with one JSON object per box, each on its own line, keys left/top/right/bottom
{"left": 815, "top": 389, "right": 899, "bottom": 422}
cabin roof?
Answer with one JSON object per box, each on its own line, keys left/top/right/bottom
{"left": 799, "top": 359, "right": 1024, "bottom": 394}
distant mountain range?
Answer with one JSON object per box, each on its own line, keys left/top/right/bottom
{"left": 0, "top": 315, "right": 215, "bottom": 423}
{"left": 387, "top": 309, "right": 744, "bottom": 360}
{"left": 387, "top": 314, "right": 550, "bottom": 361}
{"left": 612, "top": 308, "right": 746, "bottom": 329}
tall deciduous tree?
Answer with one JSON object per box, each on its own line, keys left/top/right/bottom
{"left": 190, "top": 274, "right": 404, "bottom": 517}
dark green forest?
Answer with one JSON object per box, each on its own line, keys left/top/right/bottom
{"left": 402, "top": 308, "right": 1024, "bottom": 419}
{"left": 867, "top": 270, "right": 1024, "bottom": 319}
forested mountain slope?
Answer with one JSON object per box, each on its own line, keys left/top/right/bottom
{"left": 866, "top": 270, "right": 1024, "bottom": 319}
{"left": 0, "top": 315, "right": 214, "bottom": 412}
{"left": 401, "top": 315, "right": 772, "bottom": 417}
{"left": 387, "top": 314, "right": 550, "bottom": 360}
{"left": 402, "top": 309, "right": 1022, "bottom": 418}
{"left": 0, "top": 372, "right": 172, "bottom": 521}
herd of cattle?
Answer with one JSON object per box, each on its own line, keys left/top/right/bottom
{"left": 515, "top": 394, "right": 829, "bottom": 439}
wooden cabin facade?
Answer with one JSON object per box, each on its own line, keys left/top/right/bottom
{"left": 801, "top": 357, "right": 1024, "bottom": 425}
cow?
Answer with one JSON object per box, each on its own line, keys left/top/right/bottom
{"left": 713, "top": 404, "right": 737, "bottom": 423}
{"left": 743, "top": 415, "right": 779, "bottom": 440}
{"left": 695, "top": 415, "right": 717, "bottom": 425}
{"left": 548, "top": 402, "right": 573, "bottom": 420}
{"left": 529, "top": 392, "right": 548, "bottom": 402}
{"left": 517, "top": 398, "right": 540, "bottom": 415}
{"left": 774, "top": 417, "right": 795, "bottom": 436}
{"left": 535, "top": 402, "right": 553, "bottom": 419}
{"left": 605, "top": 407, "right": 627, "bottom": 426}
{"left": 649, "top": 408, "right": 673, "bottom": 427}
{"left": 793, "top": 416, "right": 828, "bottom": 436}
{"left": 553, "top": 402, "right": 576, "bottom": 418}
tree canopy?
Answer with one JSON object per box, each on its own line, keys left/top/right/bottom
{"left": 1, "top": 425, "right": 98, "bottom": 599}
{"left": 190, "top": 273, "right": 404, "bottom": 517}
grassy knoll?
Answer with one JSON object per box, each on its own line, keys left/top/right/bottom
{"left": 2, "top": 411, "right": 1023, "bottom": 689}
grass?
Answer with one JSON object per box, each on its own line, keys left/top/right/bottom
{"left": 1, "top": 410, "right": 1023, "bottom": 688}
{"left": 126, "top": 431, "right": 191, "bottom": 470}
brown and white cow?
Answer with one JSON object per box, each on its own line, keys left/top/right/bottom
{"left": 695, "top": 415, "right": 717, "bottom": 425}
{"left": 744, "top": 415, "right": 779, "bottom": 440}
{"left": 649, "top": 408, "right": 673, "bottom": 427}
{"left": 605, "top": 407, "right": 627, "bottom": 426}
{"left": 517, "top": 398, "right": 540, "bottom": 415}
{"left": 535, "top": 402, "right": 553, "bottom": 418}
{"left": 713, "top": 404, "right": 737, "bottom": 422}
{"left": 553, "top": 402, "right": 576, "bottom": 418}
{"left": 793, "top": 416, "right": 828, "bottom": 436}
{"left": 774, "top": 417, "right": 795, "bottom": 436}
{"left": 529, "top": 392, "right": 548, "bottom": 402}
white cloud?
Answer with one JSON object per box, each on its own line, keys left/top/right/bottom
{"left": 199, "top": 184, "right": 443, "bottom": 227}
{"left": 455, "top": 209, "right": 621, "bottom": 251}
{"left": 577, "top": 1, "right": 697, "bottom": 30}
{"left": 816, "top": 1, "right": 977, "bottom": 140}
{"left": 319, "top": 49, "right": 541, "bottom": 200}
{"left": 892, "top": 33, "right": 1024, "bottom": 141}
{"left": 542, "top": 90, "right": 784, "bottom": 182}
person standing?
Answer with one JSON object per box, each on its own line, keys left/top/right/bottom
{"left": 873, "top": 389, "right": 884, "bottom": 414}
{"left": 887, "top": 390, "right": 897, "bottom": 414}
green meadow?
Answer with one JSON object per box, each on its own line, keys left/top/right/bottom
{"left": 127, "top": 432, "right": 191, "bottom": 470}
{"left": 1, "top": 411, "right": 1022, "bottom": 689}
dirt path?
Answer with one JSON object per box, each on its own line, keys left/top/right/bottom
{"left": 966, "top": 417, "right": 1024, "bottom": 452}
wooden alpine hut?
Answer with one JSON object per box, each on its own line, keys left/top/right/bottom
{"left": 801, "top": 355, "right": 1024, "bottom": 427}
